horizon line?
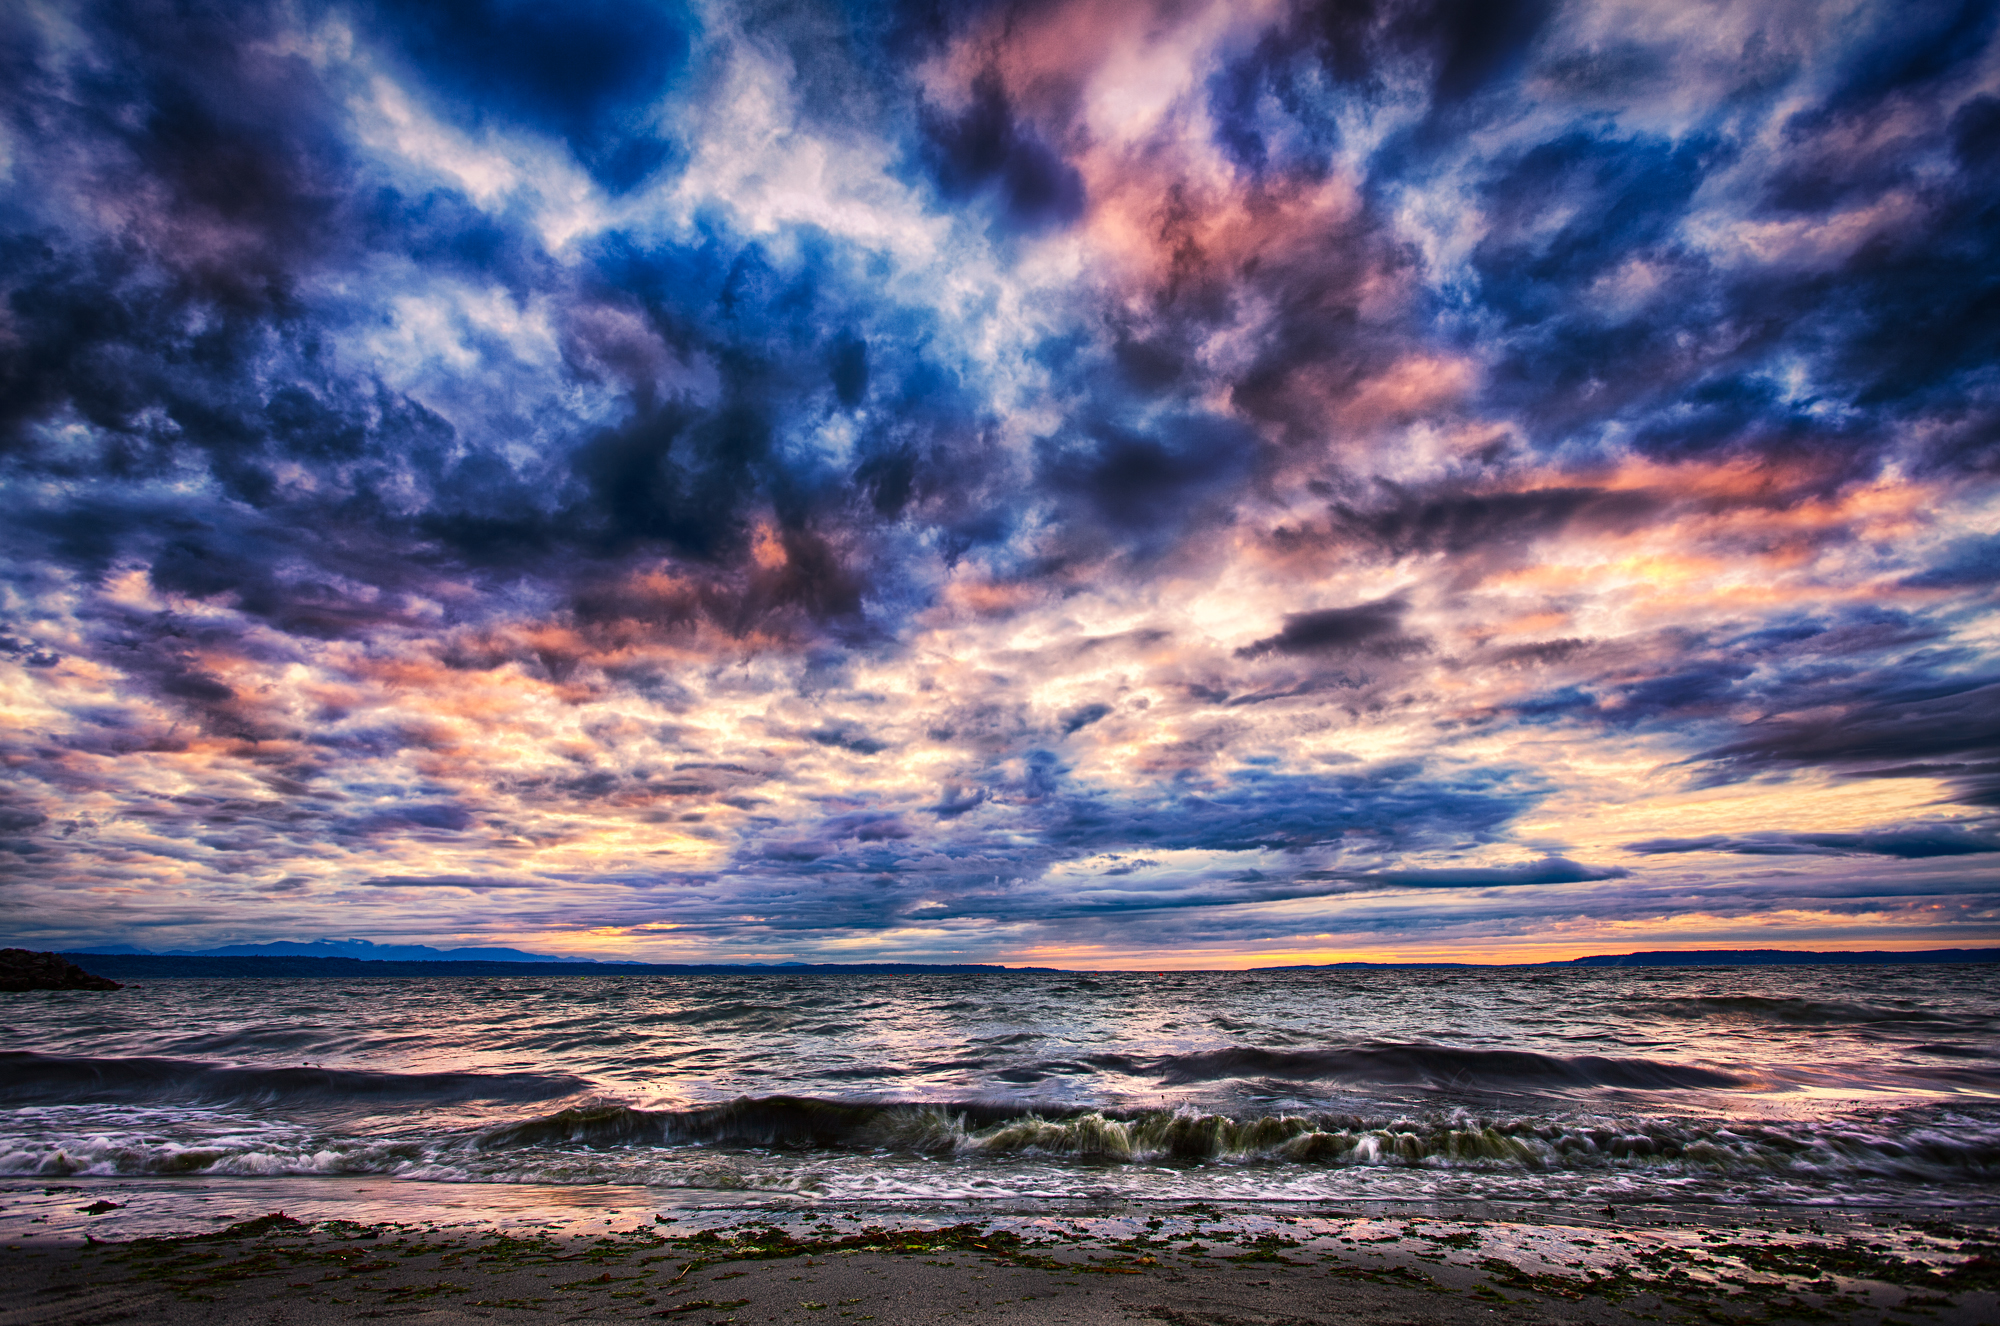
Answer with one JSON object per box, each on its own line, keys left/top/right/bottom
{"left": 39, "top": 944, "right": 2000, "bottom": 973}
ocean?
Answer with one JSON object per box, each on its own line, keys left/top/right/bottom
{"left": 3, "top": 965, "right": 1997, "bottom": 1236}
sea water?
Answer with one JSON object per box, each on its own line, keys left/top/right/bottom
{"left": 2, "top": 965, "right": 1995, "bottom": 1230}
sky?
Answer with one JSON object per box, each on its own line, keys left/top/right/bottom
{"left": 1, "top": 0, "right": 1998, "bottom": 968}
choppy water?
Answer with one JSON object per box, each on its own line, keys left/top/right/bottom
{"left": 3, "top": 966, "right": 1996, "bottom": 1214}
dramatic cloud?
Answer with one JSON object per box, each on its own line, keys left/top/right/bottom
{"left": 1625, "top": 826, "right": 2000, "bottom": 859}
{"left": 0, "top": 0, "right": 1996, "bottom": 964}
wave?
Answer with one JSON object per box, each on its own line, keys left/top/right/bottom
{"left": 477, "top": 1096, "right": 1026, "bottom": 1151}
{"left": 1895, "top": 1062, "right": 2000, "bottom": 1088}
{"left": 1638, "top": 995, "right": 1974, "bottom": 1026}
{"left": 1082, "top": 1043, "right": 1744, "bottom": 1090}
{"left": 0, "top": 1052, "right": 588, "bottom": 1107}
{"left": 7, "top": 1093, "right": 1997, "bottom": 1187}
{"left": 467, "top": 1095, "right": 2000, "bottom": 1184}
{"left": 0, "top": 1133, "right": 432, "bottom": 1179}
{"left": 0, "top": 1041, "right": 1735, "bottom": 1111}
{"left": 1910, "top": 1043, "right": 1994, "bottom": 1058}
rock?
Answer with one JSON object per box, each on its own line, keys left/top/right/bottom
{"left": 0, "top": 948, "right": 122, "bottom": 991}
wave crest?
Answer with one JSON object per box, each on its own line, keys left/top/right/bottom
{"left": 468, "top": 1095, "right": 2000, "bottom": 1184}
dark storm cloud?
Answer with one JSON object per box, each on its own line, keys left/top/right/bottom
{"left": 829, "top": 852, "right": 1625, "bottom": 926}
{"left": 357, "top": 875, "right": 543, "bottom": 890}
{"left": 1904, "top": 533, "right": 2000, "bottom": 588}
{"left": 1236, "top": 599, "right": 1422, "bottom": 659}
{"left": 1445, "top": 605, "right": 1986, "bottom": 773}
{"left": 1820, "top": 0, "right": 1997, "bottom": 114}
{"left": 1693, "top": 677, "right": 2000, "bottom": 804}
{"left": 0, "top": 17, "right": 355, "bottom": 464}
{"left": 716, "top": 760, "right": 1543, "bottom": 891}
{"left": 1336, "top": 857, "right": 1630, "bottom": 887}
{"left": 1473, "top": 130, "right": 1715, "bottom": 331}
{"left": 921, "top": 68, "right": 1086, "bottom": 233}
{"left": 1036, "top": 414, "right": 1256, "bottom": 550}
{"left": 1269, "top": 0, "right": 1557, "bottom": 110}
{"left": 1434, "top": 36, "right": 2000, "bottom": 478}
{"left": 0, "top": 0, "right": 980, "bottom": 631}
{"left": 1055, "top": 768, "right": 1521, "bottom": 855}
{"left": 1060, "top": 703, "right": 1112, "bottom": 735}
{"left": 372, "top": 0, "right": 693, "bottom": 192}
{"left": 1625, "top": 826, "right": 2000, "bottom": 858}
{"left": 1324, "top": 485, "right": 1663, "bottom": 557}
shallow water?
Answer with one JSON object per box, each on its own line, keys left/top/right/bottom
{"left": 2, "top": 966, "right": 1995, "bottom": 1213}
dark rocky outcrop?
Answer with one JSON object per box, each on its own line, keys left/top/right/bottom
{"left": 0, "top": 949, "right": 122, "bottom": 991}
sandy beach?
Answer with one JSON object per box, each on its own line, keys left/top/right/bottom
{"left": 2, "top": 1189, "right": 1995, "bottom": 1326}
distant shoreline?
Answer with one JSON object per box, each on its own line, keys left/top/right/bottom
{"left": 36, "top": 946, "right": 2000, "bottom": 978}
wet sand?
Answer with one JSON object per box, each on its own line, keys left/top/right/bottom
{"left": 1, "top": 1202, "right": 1995, "bottom": 1326}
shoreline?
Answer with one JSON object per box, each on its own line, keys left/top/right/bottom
{"left": 3, "top": 1180, "right": 1995, "bottom": 1324}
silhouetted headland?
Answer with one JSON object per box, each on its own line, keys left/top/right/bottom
{"left": 0, "top": 948, "right": 122, "bottom": 991}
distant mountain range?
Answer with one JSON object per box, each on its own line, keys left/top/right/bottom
{"left": 1559, "top": 947, "right": 2000, "bottom": 966}
{"left": 1267, "top": 948, "right": 2000, "bottom": 969}
{"left": 28, "top": 944, "right": 2000, "bottom": 978}
{"left": 52, "top": 953, "right": 1029, "bottom": 979}
{"left": 66, "top": 939, "right": 603, "bottom": 963}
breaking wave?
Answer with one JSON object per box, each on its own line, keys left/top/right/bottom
{"left": 0, "top": 1130, "right": 430, "bottom": 1179}
{"left": 467, "top": 1096, "right": 2000, "bottom": 1184}
{"left": 8, "top": 1096, "right": 1995, "bottom": 1187}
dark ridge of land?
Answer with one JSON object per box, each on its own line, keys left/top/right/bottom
{"left": 0, "top": 948, "right": 121, "bottom": 991}
{"left": 49, "top": 953, "right": 1044, "bottom": 980}
{"left": 1264, "top": 948, "right": 2000, "bottom": 970}
{"left": 1559, "top": 947, "right": 2000, "bottom": 966}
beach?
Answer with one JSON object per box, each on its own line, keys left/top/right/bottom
{"left": 3, "top": 1180, "right": 1998, "bottom": 1326}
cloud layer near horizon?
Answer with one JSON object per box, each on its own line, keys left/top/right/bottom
{"left": 2, "top": 0, "right": 1997, "bottom": 964}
